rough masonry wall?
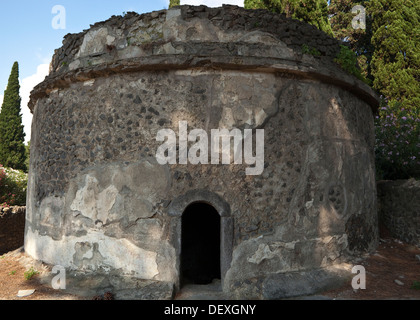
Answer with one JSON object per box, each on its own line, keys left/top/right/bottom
{"left": 26, "top": 71, "right": 378, "bottom": 297}
{"left": 48, "top": 5, "right": 342, "bottom": 76}
{"left": 378, "top": 179, "right": 420, "bottom": 247}
{"left": 29, "top": 5, "right": 377, "bottom": 112}
{"left": 0, "top": 206, "right": 26, "bottom": 255}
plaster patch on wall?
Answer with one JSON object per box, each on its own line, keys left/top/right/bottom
{"left": 25, "top": 227, "right": 159, "bottom": 279}
{"left": 69, "top": 160, "right": 170, "bottom": 225}
{"left": 247, "top": 243, "right": 276, "bottom": 264}
{"left": 39, "top": 196, "right": 65, "bottom": 228}
{"left": 70, "top": 175, "right": 119, "bottom": 223}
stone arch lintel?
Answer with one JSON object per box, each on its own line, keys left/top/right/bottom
{"left": 168, "top": 189, "right": 231, "bottom": 218}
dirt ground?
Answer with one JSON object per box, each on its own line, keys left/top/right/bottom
{"left": 323, "top": 231, "right": 420, "bottom": 300}
{"left": 1, "top": 229, "right": 419, "bottom": 300}
{"left": 0, "top": 248, "right": 86, "bottom": 300}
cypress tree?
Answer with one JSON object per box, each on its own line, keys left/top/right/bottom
{"left": 369, "top": 0, "right": 420, "bottom": 112}
{"left": 0, "top": 62, "right": 26, "bottom": 171}
{"left": 244, "top": 0, "right": 333, "bottom": 36}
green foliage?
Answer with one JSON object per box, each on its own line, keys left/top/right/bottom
{"left": 368, "top": 0, "right": 420, "bottom": 180}
{"left": 24, "top": 141, "right": 30, "bottom": 172}
{"left": 369, "top": 0, "right": 420, "bottom": 113}
{"left": 169, "top": 0, "right": 180, "bottom": 8}
{"left": 244, "top": 0, "right": 333, "bottom": 36}
{"left": 0, "top": 62, "right": 26, "bottom": 172}
{"left": 411, "top": 281, "right": 420, "bottom": 290}
{"left": 374, "top": 100, "right": 419, "bottom": 180}
{"left": 24, "top": 267, "right": 39, "bottom": 281}
{"left": 0, "top": 167, "right": 6, "bottom": 205}
{"left": 0, "top": 165, "right": 28, "bottom": 207}
{"left": 329, "top": 0, "right": 374, "bottom": 82}
{"left": 335, "top": 44, "right": 370, "bottom": 84}
{"left": 301, "top": 44, "right": 321, "bottom": 56}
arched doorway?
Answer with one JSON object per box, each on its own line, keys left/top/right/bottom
{"left": 181, "top": 202, "right": 221, "bottom": 286}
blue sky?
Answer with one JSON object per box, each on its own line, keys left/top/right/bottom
{"left": 0, "top": 0, "right": 244, "bottom": 142}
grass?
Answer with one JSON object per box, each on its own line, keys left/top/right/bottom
{"left": 24, "top": 267, "right": 39, "bottom": 281}
{"left": 411, "top": 281, "right": 420, "bottom": 290}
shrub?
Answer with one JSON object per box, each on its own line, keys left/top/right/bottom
{"left": 0, "top": 167, "right": 6, "bottom": 204}
{"left": 0, "top": 164, "right": 28, "bottom": 207}
{"left": 301, "top": 44, "right": 321, "bottom": 57}
{"left": 169, "top": 0, "right": 180, "bottom": 8}
{"left": 411, "top": 281, "right": 420, "bottom": 290}
{"left": 335, "top": 45, "right": 371, "bottom": 85}
{"left": 24, "top": 267, "right": 39, "bottom": 280}
{"left": 374, "top": 99, "right": 420, "bottom": 180}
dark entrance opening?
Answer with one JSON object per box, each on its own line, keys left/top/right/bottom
{"left": 181, "top": 202, "right": 221, "bottom": 286}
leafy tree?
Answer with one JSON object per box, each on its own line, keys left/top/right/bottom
{"left": 334, "top": 44, "right": 367, "bottom": 83}
{"left": 244, "top": 0, "right": 333, "bottom": 36}
{"left": 0, "top": 62, "right": 26, "bottom": 171}
{"left": 368, "top": 0, "right": 420, "bottom": 179}
{"left": 369, "top": 0, "right": 420, "bottom": 113}
{"left": 169, "top": 0, "right": 180, "bottom": 8}
{"left": 374, "top": 100, "right": 419, "bottom": 180}
{"left": 0, "top": 165, "right": 28, "bottom": 206}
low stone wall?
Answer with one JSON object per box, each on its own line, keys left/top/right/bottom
{"left": 0, "top": 206, "right": 26, "bottom": 255}
{"left": 377, "top": 179, "right": 420, "bottom": 247}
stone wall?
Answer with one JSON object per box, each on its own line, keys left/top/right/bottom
{"left": 29, "top": 5, "right": 378, "bottom": 112}
{"left": 0, "top": 206, "right": 26, "bottom": 255}
{"left": 377, "top": 179, "right": 420, "bottom": 247}
{"left": 48, "top": 5, "right": 343, "bottom": 75}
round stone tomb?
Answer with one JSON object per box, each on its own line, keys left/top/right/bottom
{"left": 25, "top": 5, "right": 379, "bottom": 299}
